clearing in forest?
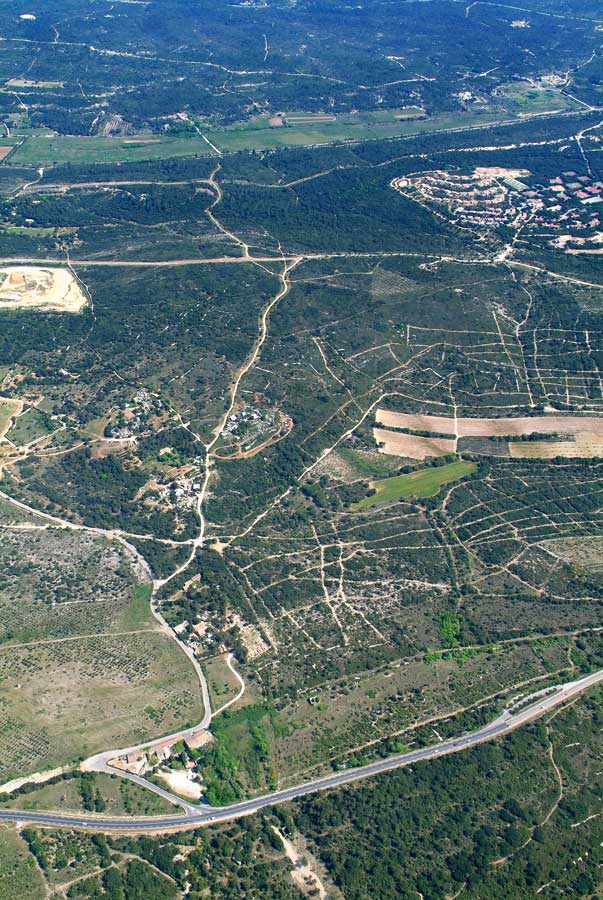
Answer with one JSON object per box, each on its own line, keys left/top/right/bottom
{"left": 0, "top": 398, "right": 22, "bottom": 440}
{"left": 0, "top": 267, "right": 87, "bottom": 312}
{"left": 353, "top": 460, "right": 477, "bottom": 509}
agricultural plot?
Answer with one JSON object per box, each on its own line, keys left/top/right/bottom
{"left": 508, "top": 434, "right": 603, "bottom": 458}
{"left": 10, "top": 134, "right": 216, "bottom": 166}
{"left": 374, "top": 428, "right": 456, "bottom": 459}
{"left": 354, "top": 460, "right": 477, "bottom": 508}
{"left": 4, "top": 407, "right": 53, "bottom": 446}
{"left": 0, "top": 631, "right": 201, "bottom": 785}
{"left": 496, "top": 80, "right": 577, "bottom": 114}
{"left": 376, "top": 409, "right": 603, "bottom": 458}
{"left": 5, "top": 80, "right": 64, "bottom": 89}
{"left": 376, "top": 409, "right": 603, "bottom": 437}
{"left": 0, "top": 520, "right": 201, "bottom": 784}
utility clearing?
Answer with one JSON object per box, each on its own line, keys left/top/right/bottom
{"left": 0, "top": 267, "right": 87, "bottom": 312}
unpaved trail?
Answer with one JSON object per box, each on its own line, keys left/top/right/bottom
{"left": 0, "top": 628, "right": 159, "bottom": 651}
{"left": 211, "top": 653, "right": 246, "bottom": 718}
{"left": 21, "top": 179, "right": 214, "bottom": 192}
{"left": 156, "top": 253, "right": 302, "bottom": 589}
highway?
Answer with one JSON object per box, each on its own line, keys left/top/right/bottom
{"left": 2, "top": 667, "right": 602, "bottom": 834}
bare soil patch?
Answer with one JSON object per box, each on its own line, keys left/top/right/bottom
{"left": 376, "top": 409, "right": 603, "bottom": 437}
{"left": 474, "top": 166, "right": 530, "bottom": 178}
{"left": 509, "top": 433, "right": 603, "bottom": 458}
{"left": 373, "top": 427, "right": 456, "bottom": 458}
{"left": 541, "top": 536, "right": 603, "bottom": 570}
{"left": 285, "top": 113, "right": 337, "bottom": 124}
{"left": 157, "top": 768, "right": 202, "bottom": 800}
{"left": 0, "top": 267, "right": 87, "bottom": 312}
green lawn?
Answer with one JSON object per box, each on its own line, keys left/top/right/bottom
{"left": 354, "top": 460, "right": 477, "bottom": 509}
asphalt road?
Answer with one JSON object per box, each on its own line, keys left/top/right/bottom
{"left": 2, "top": 668, "right": 602, "bottom": 833}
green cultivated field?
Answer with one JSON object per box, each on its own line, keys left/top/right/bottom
{"left": 355, "top": 460, "right": 477, "bottom": 508}
{"left": 209, "top": 109, "right": 516, "bottom": 152}
{"left": 8, "top": 107, "right": 541, "bottom": 166}
{"left": 10, "top": 134, "right": 217, "bottom": 166}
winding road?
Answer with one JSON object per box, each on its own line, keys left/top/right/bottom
{"left": 3, "top": 667, "right": 603, "bottom": 833}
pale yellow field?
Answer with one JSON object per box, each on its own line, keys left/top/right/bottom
{"left": 376, "top": 409, "right": 603, "bottom": 437}
{"left": 373, "top": 427, "right": 456, "bottom": 458}
{"left": 0, "top": 267, "right": 87, "bottom": 312}
{"left": 509, "top": 433, "right": 603, "bottom": 458}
